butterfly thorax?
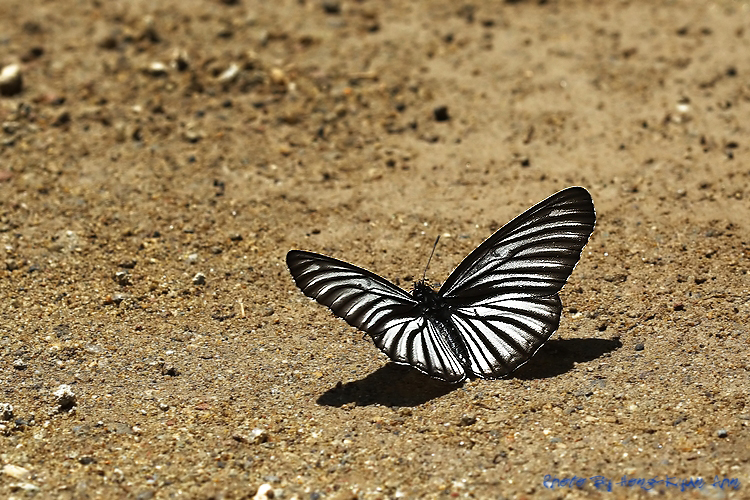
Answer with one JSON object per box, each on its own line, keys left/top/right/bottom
{"left": 413, "top": 281, "right": 450, "bottom": 319}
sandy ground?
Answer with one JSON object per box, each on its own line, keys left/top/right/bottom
{"left": 1, "top": 0, "right": 748, "bottom": 498}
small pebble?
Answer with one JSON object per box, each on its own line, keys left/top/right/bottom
{"left": 171, "top": 49, "right": 190, "bottom": 71}
{"left": 84, "top": 344, "right": 105, "bottom": 354}
{"left": 132, "top": 126, "right": 143, "bottom": 141}
{"left": 182, "top": 129, "right": 202, "bottom": 143}
{"left": 52, "top": 110, "right": 71, "bottom": 127}
{"left": 105, "top": 293, "right": 129, "bottom": 305}
{"left": 119, "top": 259, "right": 137, "bottom": 269}
{"left": 140, "top": 16, "right": 160, "bottom": 44}
{"left": 217, "top": 24, "right": 234, "bottom": 38}
{"left": 0, "top": 64, "right": 23, "bottom": 96}
{"left": 114, "top": 271, "right": 132, "bottom": 286}
{"left": 0, "top": 403, "right": 13, "bottom": 421}
{"left": 162, "top": 364, "right": 179, "bottom": 376}
{"left": 218, "top": 63, "right": 240, "bottom": 84}
{"left": 113, "top": 422, "right": 133, "bottom": 434}
{"left": 2, "top": 121, "right": 20, "bottom": 134}
{"left": 634, "top": 343, "right": 645, "bottom": 351}
{"left": 250, "top": 428, "right": 269, "bottom": 444}
{"left": 97, "top": 30, "right": 120, "bottom": 50}
{"left": 717, "top": 429, "right": 728, "bottom": 438}
{"left": 53, "top": 384, "right": 76, "bottom": 411}
{"left": 322, "top": 0, "right": 341, "bottom": 14}
{"left": 253, "top": 484, "right": 273, "bottom": 500}
{"left": 143, "top": 62, "right": 168, "bottom": 77}
{"left": 12, "top": 482, "right": 40, "bottom": 492}
{"left": 192, "top": 272, "right": 206, "bottom": 285}
{"left": 2, "top": 464, "right": 31, "bottom": 481}
{"left": 459, "top": 415, "right": 477, "bottom": 426}
{"left": 433, "top": 105, "right": 450, "bottom": 122}
{"left": 269, "top": 68, "right": 287, "bottom": 85}
{"left": 13, "top": 358, "right": 27, "bottom": 370}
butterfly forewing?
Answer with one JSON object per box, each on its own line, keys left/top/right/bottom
{"left": 439, "top": 187, "right": 595, "bottom": 301}
{"left": 286, "top": 250, "right": 417, "bottom": 333}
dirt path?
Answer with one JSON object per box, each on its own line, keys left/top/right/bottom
{"left": 1, "top": 1, "right": 747, "bottom": 498}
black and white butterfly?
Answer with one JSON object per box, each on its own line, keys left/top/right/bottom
{"left": 286, "top": 187, "right": 595, "bottom": 383}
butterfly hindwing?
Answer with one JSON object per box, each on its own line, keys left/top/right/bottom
{"left": 371, "top": 316, "right": 466, "bottom": 383}
{"left": 449, "top": 295, "right": 562, "bottom": 378}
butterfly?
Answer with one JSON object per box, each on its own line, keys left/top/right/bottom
{"left": 286, "top": 187, "right": 595, "bottom": 383}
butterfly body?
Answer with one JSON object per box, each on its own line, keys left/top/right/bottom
{"left": 287, "top": 187, "right": 595, "bottom": 383}
{"left": 410, "top": 281, "right": 474, "bottom": 368}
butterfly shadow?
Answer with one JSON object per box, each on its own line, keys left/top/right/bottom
{"left": 316, "top": 363, "right": 461, "bottom": 408}
{"left": 316, "top": 337, "right": 622, "bottom": 407}
{"left": 512, "top": 337, "right": 622, "bottom": 380}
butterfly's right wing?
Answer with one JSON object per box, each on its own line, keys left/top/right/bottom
{"left": 438, "top": 187, "right": 595, "bottom": 379}
{"left": 286, "top": 250, "right": 466, "bottom": 382}
{"left": 439, "top": 187, "right": 595, "bottom": 301}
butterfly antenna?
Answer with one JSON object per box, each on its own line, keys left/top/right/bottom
{"left": 422, "top": 235, "right": 440, "bottom": 282}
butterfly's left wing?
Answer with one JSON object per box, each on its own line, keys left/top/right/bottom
{"left": 439, "top": 187, "right": 595, "bottom": 378}
{"left": 286, "top": 250, "right": 467, "bottom": 382}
